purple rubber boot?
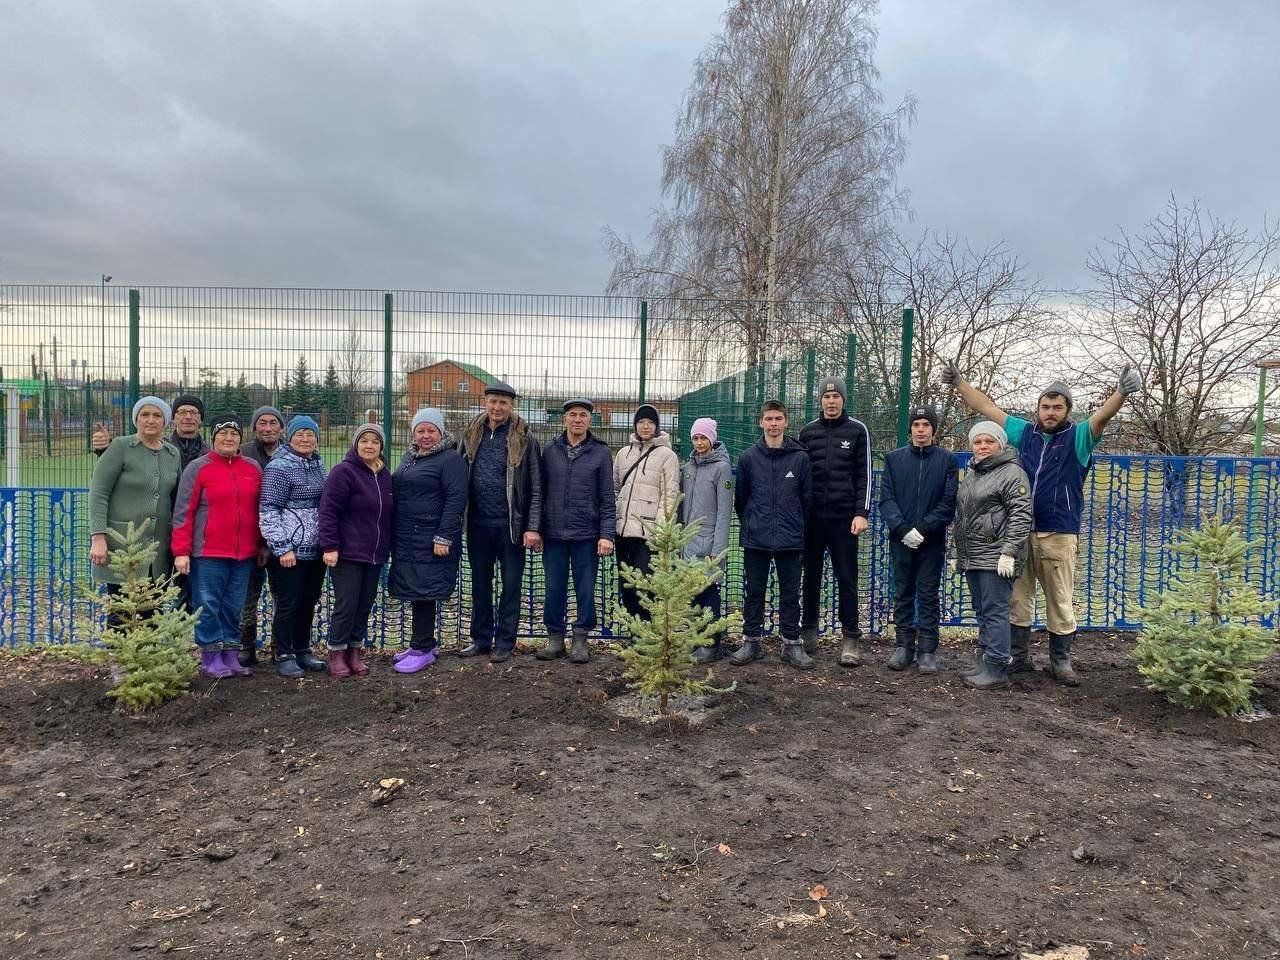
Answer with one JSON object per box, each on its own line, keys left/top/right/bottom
{"left": 393, "top": 647, "right": 439, "bottom": 674}
{"left": 201, "top": 649, "right": 233, "bottom": 679}
{"left": 220, "top": 649, "right": 252, "bottom": 677}
{"left": 392, "top": 647, "right": 414, "bottom": 663}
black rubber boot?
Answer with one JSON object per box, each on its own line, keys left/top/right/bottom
{"left": 800, "top": 626, "right": 819, "bottom": 655}
{"left": 536, "top": 632, "right": 566, "bottom": 661}
{"left": 457, "top": 642, "right": 490, "bottom": 658}
{"left": 728, "top": 639, "right": 764, "bottom": 666}
{"left": 238, "top": 646, "right": 259, "bottom": 668}
{"left": 886, "top": 646, "right": 915, "bottom": 671}
{"left": 1009, "top": 625, "right": 1036, "bottom": 674}
{"left": 1048, "top": 632, "right": 1080, "bottom": 686}
{"left": 780, "top": 643, "right": 816, "bottom": 671}
{"left": 837, "top": 633, "right": 861, "bottom": 668}
{"left": 691, "top": 641, "right": 724, "bottom": 664}
{"left": 296, "top": 651, "right": 326, "bottom": 672}
{"left": 916, "top": 632, "right": 939, "bottom": 675}
{"left": 275, "top": 656, "right": 304, "bottom": 679}
{"left": 963, "top": 656, "right": 1010, "bottom": 690}
{"left": 959, "top": 646, "right": 984, "bottom": 676}
{"left": 489, "top": 646, "right": 514, "bottom": 663}
{"left": 568, "top": 629, "right": 590, "bottom": 664}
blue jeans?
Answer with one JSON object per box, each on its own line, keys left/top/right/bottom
{"left": 965, "top": 569, "right": 1013, "bottom": 663}
{"left": 191, "top": 557, "right": 254, "bottom": 651}
{"left": 542, "top": 538, "right": 599, "bottom": 635}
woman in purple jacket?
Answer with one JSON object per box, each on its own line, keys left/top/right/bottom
{"left": 319, "top": 424, "right": 394, "bottom": 678}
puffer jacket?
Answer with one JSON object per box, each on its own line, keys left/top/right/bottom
{"left": 798, "top": 414, "right": 872, "bottom": 519}
{"left": 540, "top": 432, "right": 615, "bottom": 542}
{"left": 614, "top": 431, "right": 680, "bottom": 538}
{"left": 258, "top": 444, "right": 328, "bottom": 560}
{"left": 735, "top": 436, "right": 812, "bottom": 552}
{"left": 879, "top": 442, "right": 958, "bottom": 544}
{"left": 679, "top": 441, "right": 733, "bottom": 561}
{"left": 953, "top": 447, "right": 1033, "bottom": 573}
{"left": 388, "top": 437, "right": 469, "bottom": 601}
{"left": 317, "top": 445, "right": 394, "bottom": 566}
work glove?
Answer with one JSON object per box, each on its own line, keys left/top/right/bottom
{"left": 902, "top": 528, "right": 925, "bottom": 550}
{"left": 940, "top": 359, "right": 962, "bottom": 387}
{"left": 1117, "top": 365, "right": 1143, "bottom": 396}
{"left": 997, "top": 555, "right": 1016, "bottom": 578}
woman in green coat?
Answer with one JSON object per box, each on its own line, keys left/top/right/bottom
{"left": 89, "top": 396, "right": 183, "bottom": 589}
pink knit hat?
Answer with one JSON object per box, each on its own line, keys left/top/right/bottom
{"left": 690, "top": 417, "right": 718, "bottom": 445}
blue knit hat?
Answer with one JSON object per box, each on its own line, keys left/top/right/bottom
{"left": 132, "top": 396, "right": 172, "bottom": 427}
{"left": 411, "top": 407, "right": 445, "bottom": 434}
{"left": 287, "top": 414, "right": 320, "bottom": 441}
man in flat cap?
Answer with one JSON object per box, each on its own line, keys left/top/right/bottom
{"left": 536, "top": 398, "right": 615, "bottom": 665}
{"left": 943, "top": 363, "right": 1143, "bottom": 684}
{"left": 460, "top": 380, "right": 543, "bottom": 662}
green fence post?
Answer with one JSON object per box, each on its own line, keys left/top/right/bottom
{"left": 845, "top": 334, "right": 857, "bottom": 415}
{"left": 804, "top": 347, "right": 816, "bottom": 422}
{"left": 84, "top": 378, "right": 93, "bottom": 452}
{"left": 383, "top": 293, "right": 394, "bottom": 439}
{"left": 638, "top": 300, "right": 648, "bottom": 404}
{"left": 779, "top": 360, "right": 789, "bottom": 411}
{"left": 43, "top": 372, "right": 52, "bottom": 456}
{"left": 897, "top": 307, "right": 914, "bottom": 447}
{"left": 128, "top": 289, "right": 141, "bottom": 409}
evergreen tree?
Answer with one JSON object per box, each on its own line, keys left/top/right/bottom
{"left": 617, "top": 499, "right": 742, "bottom": 714}
{"left": 95, "top": 520, "right": 200, "bottom": 711}
{"left": 283, "top": 355, "right": 316, "bottom": 412}
{"left": 1134, "top": 517, "right": 1277, "bottom": 717}
{"left": 223, "top": 372, "right": 252, "bottom": 422}
{"left": 320, "top": 361, "right": 346, "bottom": 425}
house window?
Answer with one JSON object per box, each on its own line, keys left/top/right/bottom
{"left": 458, "top": 380, "right": 470, "bottom": 393}
{"left": 432, "top": 378, "right": 442, "bottom": 391}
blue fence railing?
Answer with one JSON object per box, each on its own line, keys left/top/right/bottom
{"left": 3, "top": 455, "right": 1279, "bottom": 647}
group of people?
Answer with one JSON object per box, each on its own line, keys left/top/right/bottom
{"left": 87, "top": 362, "right": 1142, "bottom": 690}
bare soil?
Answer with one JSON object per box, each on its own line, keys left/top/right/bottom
{"left": 2, "top": 633, "right": 1278, "bottom": 960}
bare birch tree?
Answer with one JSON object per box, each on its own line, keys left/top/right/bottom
{"left": 1072, "top": 195, "right": 1280, "bottom": 455}
{"left": 605, "top": 0, "right": 913, "bottom": 370}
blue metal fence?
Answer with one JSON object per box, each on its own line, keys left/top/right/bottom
{"left": 3, "top": 454, "right": 1279, "bottom": 647}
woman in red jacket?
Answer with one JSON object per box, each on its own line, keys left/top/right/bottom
{"left": 172, "top": 414, "right": 267, "bottom": 679}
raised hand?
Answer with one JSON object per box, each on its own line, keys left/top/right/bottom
{"left": 1117, "top": 365, "right": 1143, "bottom": 396}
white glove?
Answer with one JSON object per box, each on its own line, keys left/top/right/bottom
{"left": 901, "top": 528, "right": 924, "bottom": 550}
{"left": 997, "top": 555, "right": 1016, "bottom": 578}
{"left": 1117, "top": 364, "right": 1143, "bottom": 396}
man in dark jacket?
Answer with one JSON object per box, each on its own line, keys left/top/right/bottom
{"left": 237, "top": 404, "right": 285, "bottom": 665}
{"left": 460, "top": 380, "right": 543, "bottom": 662}
{"left": 798, "top": 376, "right": 872, "bottom": 667}
{"left": 536, "top": 398, "right": 614, "bottom": 665}
{"left": 731, "top": 400, "right": 814, "bottom": 670}
{"left": 943, "top": 362, "right": 1143, "bottom": 684}
{"left": 878, "top": 404, "right": 957, "bottom": 675}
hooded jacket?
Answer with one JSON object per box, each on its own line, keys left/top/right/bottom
{"left": 258, "top": 444, "right": 328, "bottom": 560}
{"left": 388, "top": 436, "right": 469, "bottom": 601}
{"left": 461, "top": 412, "right": 543, "bottom": 545}
{"left": 614, "top": 431, "right": 680, "bottom": 539}
{"left": 679, "top": 441, "right": 733, "bottom": 562}
{"left": 171, "top": 451, "right": 264, "bottom": 561}
{"left": 540, "top": 432, "right": 615, "bottom": 542}
{"left": 735, "top": 436, "right": 812, "bottom": 552}
{"left": 953, "top": 447, "right": 1033, "bottom": 573}
{"left": 879, "top": 442, "right": 958, "bottom": 545}
{"left": 317, "top": 445, "right": 394, "bottom": 566}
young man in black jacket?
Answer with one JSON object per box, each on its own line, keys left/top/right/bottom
{"left": 878, "top": 405, "right": 957, "bottom": 674}
{"left": 798, "top": 377, "right": 872, "bottom": 667}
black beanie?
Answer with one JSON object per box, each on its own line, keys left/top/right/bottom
{"left": 172, "top": 393, "right": 205, "bottom": 418}
{"left": 634, "top": 403, "right": 660, "bottom": 432}
{"left": 209, "top": 413, "right": 243, "bottom": 437}
{"left": 909, "top": 404, "right": 939, "bottom": 435}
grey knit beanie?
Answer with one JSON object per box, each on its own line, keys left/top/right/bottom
{"left": 1038, "top": 380, "right": 1074, "bottom": 409}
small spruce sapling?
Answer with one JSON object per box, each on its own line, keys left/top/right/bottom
{"left": 1133, "top": 516, "right": 1277, "bottom": 717}
{"left": 95, "top": 521, "right": 200, "bottom": 710}
{"left": 616, "top": 497, "right": 742, "bottom": 714}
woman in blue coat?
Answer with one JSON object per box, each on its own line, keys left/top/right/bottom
{"left": 389, "top": 408, "right": 468, "bottom": 674}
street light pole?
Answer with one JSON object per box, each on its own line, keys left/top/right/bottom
{"left": 1254, "top": 360, "right": 1280, "bottom": 457}
{"left": 100, "top": 274, "right": 112, "bottom": 384}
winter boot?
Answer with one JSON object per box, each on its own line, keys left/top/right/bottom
{"left": 728, "top": 639, "right": 764, "bottom": 666}
{"left": 537, "top": 632, "right": 567, "bottom": 661}
{"left": 960, "top": 646, "right": 984, "bottom": 676}
{"left": 963, "top": 656, "right": 1010, "bottom": 690}
{"left": 296, "top": 651, "right": 327, "bottom": 672}
{"left": 781, "top": 643, "right": 816, "bottom": 671}
{"left": 916, "top": 651, "right": 939, "bottom": 675}
{"left": 837, "top": 633, "right": 861, "bottom": 668}
{"left": 393, "top": 646, "right": 439, "bottom": 674}
{"left": 489, "top": 646, "right": 514, "bottom": 663}
{"left": 1008, "top": 625, "right": 1036, "bottom": 674}
{"left": 1048, "top": 632, "right": 1080, "bottom": 687}
{"left": 328, "top": 649, "right": 353, "bottom": 679}
{"left": 346, "top": 647, "right": 370, "bottom": 677}
{"left": 568, "top": 629, "right": 591, "bottom": 664}
{"left": 800, "top": 626, "right": 819, "bottom": 655}
{"left": 886, "top": 645, "right": 915, "bottom": 671}
{"left": 200, "top": 649, "right": 232, "bottom": 680}
{"left": 275, "top": 655, "right": 304, "bottom": 679}
{"left": 220, "top": 649, "right": 252, "bottom": 677}
{"left": 456, "top": 642, "right": 490, "bottom": 658}
{"left": 691, "top": 640, "right": 724, "bottom": 664}
{"left": 238, "top": 642, "right": 259, "bottom": 668}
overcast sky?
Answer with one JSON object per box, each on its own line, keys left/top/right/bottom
{"left": 3, "top": 0, "right": 1278, "bottom": 293}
